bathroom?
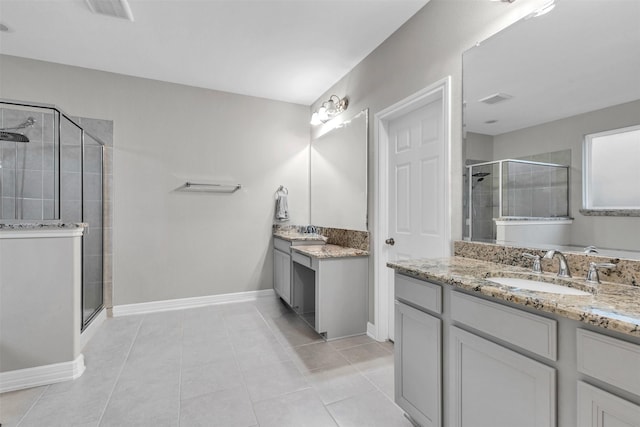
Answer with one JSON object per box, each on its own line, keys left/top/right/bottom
{"left": 1, "top": 0, "right": 639, "bottom": 426}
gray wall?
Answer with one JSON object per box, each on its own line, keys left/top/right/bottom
{"left": 493, "top": 99, "right": 640, "bottom": 251}
{"left": 0, "top": 55, "right": 310, "bottom": 305}
{"left": 309, "top": 0, "right": 549, "bottom": 320}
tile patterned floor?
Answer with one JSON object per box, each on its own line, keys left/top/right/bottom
{"left": 0, "top": 296, "right": 413, "bottom": 427}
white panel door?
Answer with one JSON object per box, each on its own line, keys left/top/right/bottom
{"left": 387, "top": 98, "right": 446, "bottom": 340}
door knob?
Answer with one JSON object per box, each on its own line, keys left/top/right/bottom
{"left": 385, "top": 238, "right": 395, "bottom": 246}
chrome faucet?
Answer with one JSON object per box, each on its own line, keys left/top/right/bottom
{"left": 543, "top": 250, "right": 572, "bottom": 278}
{"left": 586, "top": 262, "right": 616, "bottom": 284}
{"left": 522, "top": 253, "right": 542, "bottom": 274}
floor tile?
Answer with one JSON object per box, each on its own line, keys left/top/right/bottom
{"left": 182, "top": 336, "right": 236, "bottom": 367}
{"left": 362, "top": 364, "right": 395, "bottom": 400}
{"left": 0, "top": 386, "right": 47, "bottom": 427}
{"left": 253, "top": 388, "right": 338, "bottom": 427}
{"left": 328, "top": 334, "right": 376, "bottom": 351}
{"left": 287, "top": 341, "right": 350, "bottom": 373}
{"left": 100, "top": 389, "right": 179, "bottom": 427}
{"left": 305, "top": 363, "right": 376, "bottom": 405}
{"left": 180, "top": 359, "right": 243, "bottom": 401}
{"left": 179, "top": 386, "right": 256, "bottom": 427}
{"left": 339, "top": 342, "right": 394, "bottom": 371}
{"left": 242, "top": 360, "right": 310, "bottom": 402}
{"left": 326, "top": 390, "right": 413, "bottom": 427}
{"left": 18, "top": 387, "right": 109, "bottom": 427}
{"left": 1, "top": 298, "right": 410, "bottom": 427}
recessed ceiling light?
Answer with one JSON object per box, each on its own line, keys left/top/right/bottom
{"left": 478, "top": 93, "right": 513, "bottom": 105}
{"left": 0, "top": 23, "right": 11, "bottom": 32}
{"left": 85, "top": 0, "right": 135, "bottom": 22}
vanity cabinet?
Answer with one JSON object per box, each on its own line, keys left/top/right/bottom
{"left": 576, "top": 330, "right": 640, "bottom": 427}
{"left": 272, "top": 237, "right": 324, "bottom": 307}
{"left": 291, "top": 249, "right": 368, "bottom": 340}
{"left": 273, "top": 246, "right": 291, "bottom": 305}
{"left": 450, "top": 326, "right": 556, "bottom": 427}
{"left": 394, "top": 274, "right": 442, "bottom": 427}
{"left": 393, "top": 271, "right": 640, "bottom": 427}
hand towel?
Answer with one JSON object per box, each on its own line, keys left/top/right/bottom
{"left": 275, "top": 190, "right": 289, "bottom": 221}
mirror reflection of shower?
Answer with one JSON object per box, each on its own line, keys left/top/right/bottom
{"left": 0, "top": 116, "right": 37, "bottom": 219}
{"left": 472, "top": 171, "right": 491, "bottom": 189}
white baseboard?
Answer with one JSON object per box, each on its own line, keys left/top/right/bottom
{"left": 367, "top": 322, "right": 379, "bottom": 341}
{"left": 80, "top": 308, "right": 107, "bottom": 350}
{"left": 112, "top": 289, "right": 276, "bottom": 317}
{"left": 0, "top": 354, "right": 85, "bottom": 393}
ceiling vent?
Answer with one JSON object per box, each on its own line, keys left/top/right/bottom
{"left": 479, "top": 92, "right": 513, "bottom": 105}
{"left": 85, "top": 0, "right": 134, "bottom": 21}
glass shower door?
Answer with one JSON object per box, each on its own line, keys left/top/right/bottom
{"left": 82, "top": 133, "right": 104, "bottom": 327}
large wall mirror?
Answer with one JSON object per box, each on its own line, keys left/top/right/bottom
{"left": 462, "top": 0, "right": 640, "bottom": 256}
{"left": 310, "top": 109, "right": 368, "bottom": 231}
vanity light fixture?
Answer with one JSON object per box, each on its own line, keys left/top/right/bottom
{"left": 310, "top": 95, "right": 349, "bottom": 125}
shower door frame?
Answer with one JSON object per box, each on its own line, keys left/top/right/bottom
{"left": 0, "top": 98, "right": 105, "bottom": 331}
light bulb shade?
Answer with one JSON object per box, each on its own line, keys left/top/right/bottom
{"left": 324, "top": 100, "right": 337, "bottom": 115}
{"left": 310, "top": 112, "right": 322, "bottom": 125}
{"left": 317, "top": 106, "right": 329, "bottom": 121}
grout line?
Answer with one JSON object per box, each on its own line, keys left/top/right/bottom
{"left": 94, "top": 316, "right": 144, "bottom": 426}
{"left": 14, "top": 384, "right": 49, "bottom": 427}
{"left": 175, "top": 312, "right": 185, "bottom": 427}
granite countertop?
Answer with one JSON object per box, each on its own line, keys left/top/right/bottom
{"left": 0, "top": 222, "right": 87, "bottom": 230}
{"left": 273, "top": 230, "right": 328, "bottom": 243}
{"left": 388, "top": 257, "right": 640, "bottom": 338}
{"left": 293, "top": 244, "right": 369, "bottom": 259}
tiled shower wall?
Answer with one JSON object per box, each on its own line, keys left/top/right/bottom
{"left": 504, "top": 149, "right": 570, "bottom": 218}
{"left": 0, "top": 108, "right": 56, "bottom": 219}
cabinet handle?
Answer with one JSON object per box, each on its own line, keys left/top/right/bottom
{"left": 385, "top": 238, "right": 395, "bottom": 246}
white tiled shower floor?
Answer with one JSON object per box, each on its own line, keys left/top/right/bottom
{"left": 0, "top": 296, "right": 412, "bottom": 427}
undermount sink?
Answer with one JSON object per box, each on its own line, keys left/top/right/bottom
{"left": 487, "top": 277, "right": 592, "bottom": 296}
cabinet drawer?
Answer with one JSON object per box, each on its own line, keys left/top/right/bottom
{"left": 451, "top": 291, "right": 557, "bottom": 361}
{"left": 395, "top": 273, "right": 441, "bottom": 315}
{"left": 292, "top": 251, "right": 312, "bottom": 269}
{"left": 577, "top": 329, "right": 640, "bottom": 396}
{"left": 274, "top": 237, "right": 291, "bottom": 253}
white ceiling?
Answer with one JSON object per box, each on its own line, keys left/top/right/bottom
{"left": 0, "top": 0, "right": 429, "bottom": 105}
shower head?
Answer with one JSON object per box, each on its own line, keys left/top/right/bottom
{"left": 0, "top": 116, "right": 36, "bottom": 143}
{"left": 0, "top": 131, "right": 30, "bottom": 142}
{"left": 472, "top": 172, "right": 491, "bottom": 178}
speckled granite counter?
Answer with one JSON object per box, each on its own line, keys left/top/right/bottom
{"left": 0, "top": 222, "right": 87, "bottom": 230}
{"left": 293, "top": 244, "right": 369, "bottom": 259}
{"left": 273, "top": 229, "right": 328, "bottom": 243}
{"left": 388, "top": 257, "right": 640, "bottom": 338}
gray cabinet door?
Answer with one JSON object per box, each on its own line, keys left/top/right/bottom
{"left": 395, "top": 300, "right": 441, "bottom": 427}
{"left": 450, "top": 326, "right": 556, "bottom": 427}
{"left": 273, "top": 248, "right": 291, "bottom": 305}
{"left": 577, "top": 382, "right": 640, "bottom": 427}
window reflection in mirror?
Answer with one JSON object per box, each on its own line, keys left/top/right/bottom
{"left": 584, "top": 125, "right": 640, "bottom": 210}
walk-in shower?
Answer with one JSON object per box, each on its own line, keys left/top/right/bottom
{"left": 0, "top": 100, "right": 105, "bottom": 329}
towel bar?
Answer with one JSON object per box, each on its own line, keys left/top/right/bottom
{"left": 180, "top": 182, "right": 242, "bottom": 193}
